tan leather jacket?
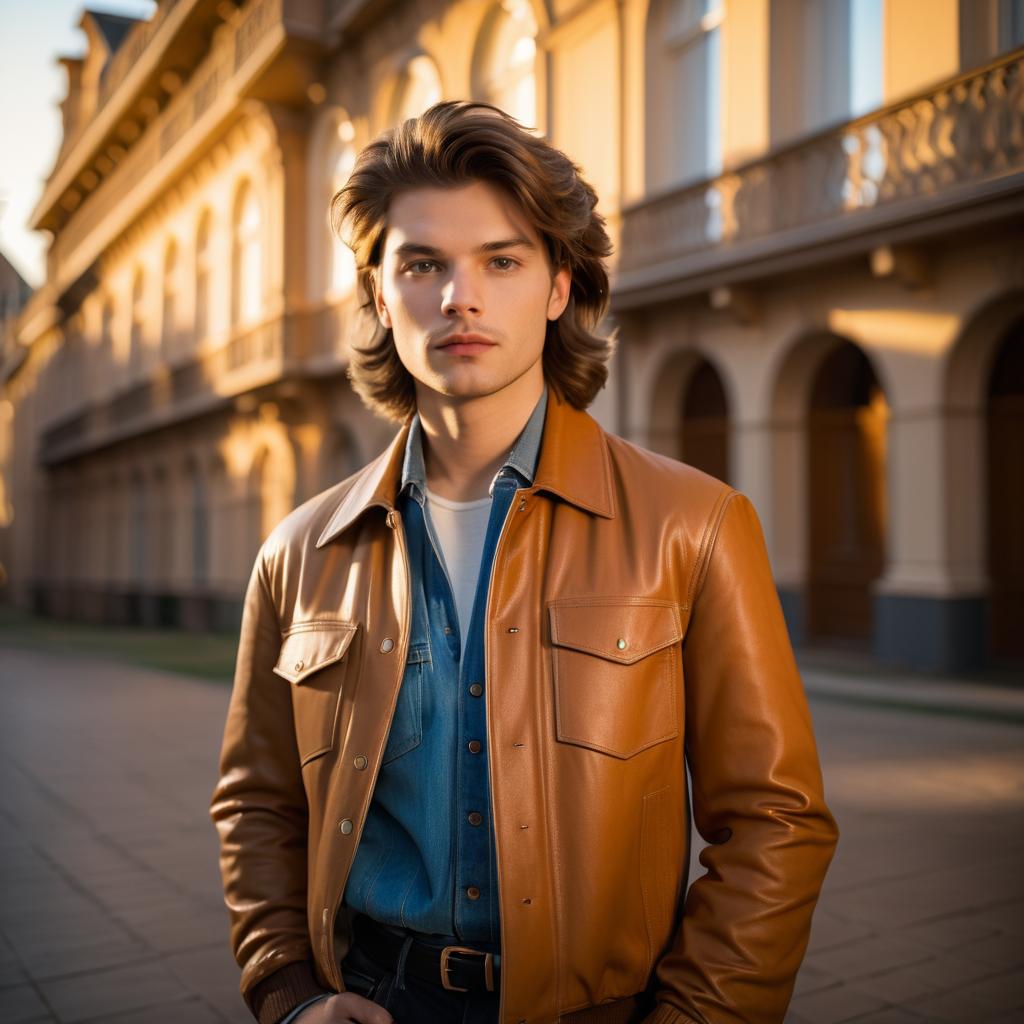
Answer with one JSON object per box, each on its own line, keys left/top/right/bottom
{"left": 210, "top": 390, "right": 839, "bottom": 1024}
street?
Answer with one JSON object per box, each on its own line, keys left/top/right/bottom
{"left": 1, "top": 645, "right": 1022, "bottom": 1023}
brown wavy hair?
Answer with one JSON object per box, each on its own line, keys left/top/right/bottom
{"left": 330, "top": 100, "right": 615, "bottom": 423}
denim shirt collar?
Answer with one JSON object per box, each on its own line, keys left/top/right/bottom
{"left": 399, "top": 384, "right": 548, "bottom": 504}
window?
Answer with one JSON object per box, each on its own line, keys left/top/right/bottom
{"left": 771, "top": 0, "right": 883, "bottom": 144}
{"left": 130, "top": 269, "right": 145, "bottom": 374}
{"left": 473, "top": 0, "right": 539, "bottom": 127}
{"left": 393, "top": 55, "right": 443, "bottom": 123}
{"left": 162, "top": 240, "right": 179, "bottom": 360}
{"left": 231, "top": 183, "right": 262, "bottom": 327}
{"left": 195, "top": 210, "right": 212, "bottom": 343}
{"left": 329, "top": 120, "right": 358, "bottom": 297}
{"left": 646, "top": 0, "right": 723, "bottom": 190}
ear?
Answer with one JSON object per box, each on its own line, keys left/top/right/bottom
{"left": 547, "top": 265, "right": 571, "bottom": 322}
{"left": 371, "top": 270, "right": 392, "bottom": 329}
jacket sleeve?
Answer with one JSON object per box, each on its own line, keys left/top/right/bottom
{"left": 209, "top": 547, "right": 331, "bottom": 1022}
{"left": 645, "top": 490, "right": 840, "bottom": 1024}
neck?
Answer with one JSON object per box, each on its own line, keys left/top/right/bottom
{"left": 415, "top": 369, "right": 543, "bottom": 502}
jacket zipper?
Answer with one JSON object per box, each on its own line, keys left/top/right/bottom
{"left": 324, "top": 504, "right": 413, "bottom": 991}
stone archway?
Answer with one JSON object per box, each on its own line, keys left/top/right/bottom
{"left": 647, "top": 347, "right": 733, "bottom": 483}
{"left": 680, "top": 357, "right": 731, "bottom": 485}
{"left": 944, "top": 290, "right": 1024, "bottom": 669}
{"left": 985, "top": 316, "right": 1024, "bottom": 662}
{"left": 806, "top": 340, "right": 889, "bottom": 645}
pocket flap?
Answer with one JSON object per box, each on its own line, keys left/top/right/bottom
{"left": 549, "top": 600, "right": 682, "bottom": 665}
{"left": 273, "top": 621, "right": 359, "bottom": 684}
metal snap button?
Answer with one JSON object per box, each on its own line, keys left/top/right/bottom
{"left": 466, "top": 886, "right": 481, "bottom": 900}
{"left": 469, "top": 683, "right": 483, "bottom": 697}
{"left": 380, "top": 637, "right": 394, "bottom": 653}
{"left": 353, "top": 755, "right": 367, "bottom": 770}
{"left": 339, "top": 819, "right": 353, "bottom": 835}
{"left": 616, "top": 637, "right": 627, "bottom": 650}
{"left": 467, "top": 740, "right": 482, "bottom": 754}
{"left": 468, "top": 811, "right": 483, "bottom": 826}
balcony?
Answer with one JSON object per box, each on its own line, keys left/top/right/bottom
{"left": 42, "top": 0, "right": 326, "bottom": 303}
{"left": 613, "top": 47, "right": 1024, "bottom": 309}
{"left": 33, "top": 0, "right": 231, "bottom": 236}
{"left": 40, "top": 316, "right": 287, "bottom": 466}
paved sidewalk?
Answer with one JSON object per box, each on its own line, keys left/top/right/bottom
{"left": 1, "top": 643, "right": 1022, "bottom": 1023}
{"left": 0, "top": 647, "right": 248, "bottom": 1023}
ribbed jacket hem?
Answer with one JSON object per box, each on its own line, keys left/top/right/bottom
{"left": 251, "top": 960, "right": 330, "bottom": 1024}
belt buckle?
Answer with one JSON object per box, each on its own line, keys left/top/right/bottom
{"left": 439, "top": 944, "right": 495, "bottom": 992}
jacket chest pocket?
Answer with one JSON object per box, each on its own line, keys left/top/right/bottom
{"left": 548, "top": 599, "right": 683, "bottom": 759}
{"left": 273, "top": 621, "right": 359, "bottom": 767}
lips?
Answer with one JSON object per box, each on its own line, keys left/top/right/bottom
{"left": 437, "top": 333, "right": 497, "bottom": 356}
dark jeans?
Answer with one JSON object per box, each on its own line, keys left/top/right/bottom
{"left": 341, "top": 936, "right": 500, "bottom": 1024}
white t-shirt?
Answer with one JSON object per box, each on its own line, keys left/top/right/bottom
{"left": 423, "top": 486, "right": 492, "bottom": 641}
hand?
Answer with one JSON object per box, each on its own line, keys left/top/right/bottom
{"left": 296, "top": 992, "right": 394, "bottom": 1023}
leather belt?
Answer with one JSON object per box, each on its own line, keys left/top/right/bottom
{"left": 354, "top": 913, "right": 501, "bottom": 993}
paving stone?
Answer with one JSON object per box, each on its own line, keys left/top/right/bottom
{"left": 81, "top": 997, "right": 226, "bottom": 1023}
{"left": 0, "top": 982, "right": 53, "bottom": 1023}
{"left": 956, "top": 968, "right": 1024, "bottom": 1013}
{"left": 37, "top": 961, "right": 192, "bottom": 1023}
{"left": 803, "top": 933, "right": 934, "bottom": 982}
{"left": 958, "top": 931, "right": 1024, "bottom": 971}
{"left": 843, "top": 1008, "right": 927, "bottom": 1023}
{"left": 787, "top": 983, "right": 889, "bottom": 1024}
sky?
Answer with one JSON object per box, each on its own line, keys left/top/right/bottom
{"left": 0, "top": 0, "right": 155, "bottom": 287}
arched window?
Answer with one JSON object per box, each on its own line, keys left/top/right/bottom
{"left": 231, "top": 182, "right": 263, "bottom": 327}
{"left": 392, "top": 55, "right": 443, "bottom": 123}
{"left": 329, "top": 120, "right": 358, "bottom": 297}
{"left": 472, "top": 0, "right": 538, "bottom": 127}
{"left": 130, "top": 268, "right": 145, "bottom": 374}
{"left": 99, "top": 297, "right": 114, "bottom": 395}
{"left": 195, "top": 210, "right": 212, "bottom": 343}
{"left": 646, "top": 0, "right": 723, "bottom": 190}
{"left": 161, "top": 239, "right": 178, "bottom": 360}
{"left": 770, "top": 0, "right": 882, "bottom": 143}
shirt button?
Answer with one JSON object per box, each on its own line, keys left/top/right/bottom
{"left": 380, "top": 638, "right": 394, "bottom": 653}
{"left": 467, "top": 740, "right": 482, "bottom": 754}
{"left": 339, "top": 819, "right": 353, "bottom": 835}
{"left": 353, "top": 755, "right": 368, "bottom": 770}
{"left": 468, "top": 811, "right": 483, "bottom": 826}
{"left": 469, "top": 683, "right": 483, "bottom": 697}
{"left": 466, "top": 886, "right": 481, "bottom": 901}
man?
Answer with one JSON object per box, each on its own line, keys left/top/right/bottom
{"left": 210, "top": 101, "right": 839, "bottom": 1024}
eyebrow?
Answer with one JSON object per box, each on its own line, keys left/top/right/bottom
{"left": 392, "top": 237, "right": 538, "bottom": 260}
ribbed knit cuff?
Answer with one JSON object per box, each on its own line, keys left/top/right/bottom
{"left": 641, "top": 1003, "right": 705, "bottom": 1024}
{"left": 251, "top": 961, "right": 330, "bottom": 1024}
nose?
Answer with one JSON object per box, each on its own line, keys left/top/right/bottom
{"left": 441, "top": 263, "right": 483, "bottom": 319}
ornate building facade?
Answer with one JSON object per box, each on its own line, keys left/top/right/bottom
{"left": 2, "top": 0, "right": 1022, "bottom": 672}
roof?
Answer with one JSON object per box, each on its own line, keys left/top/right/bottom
{"left": 83, "top": 9, "right": 145, "bottom": 55}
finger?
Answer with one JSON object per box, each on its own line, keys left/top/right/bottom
{"left": 334, "top": 992, "right": 394, "bottom": 1024}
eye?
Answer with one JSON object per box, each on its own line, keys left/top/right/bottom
{"left": 491, "top": 256, "right": 518, "bottom": 271}
{"left": 406, "top": 260, "right": 438, "bottom": 274}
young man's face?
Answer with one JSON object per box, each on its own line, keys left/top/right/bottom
{"left": 373, "top": 179, "right": 571, "bottom": 407}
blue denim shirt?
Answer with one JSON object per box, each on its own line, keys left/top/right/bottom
{"left": 341, "top": 385, "right": 548, "bottom": 947}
